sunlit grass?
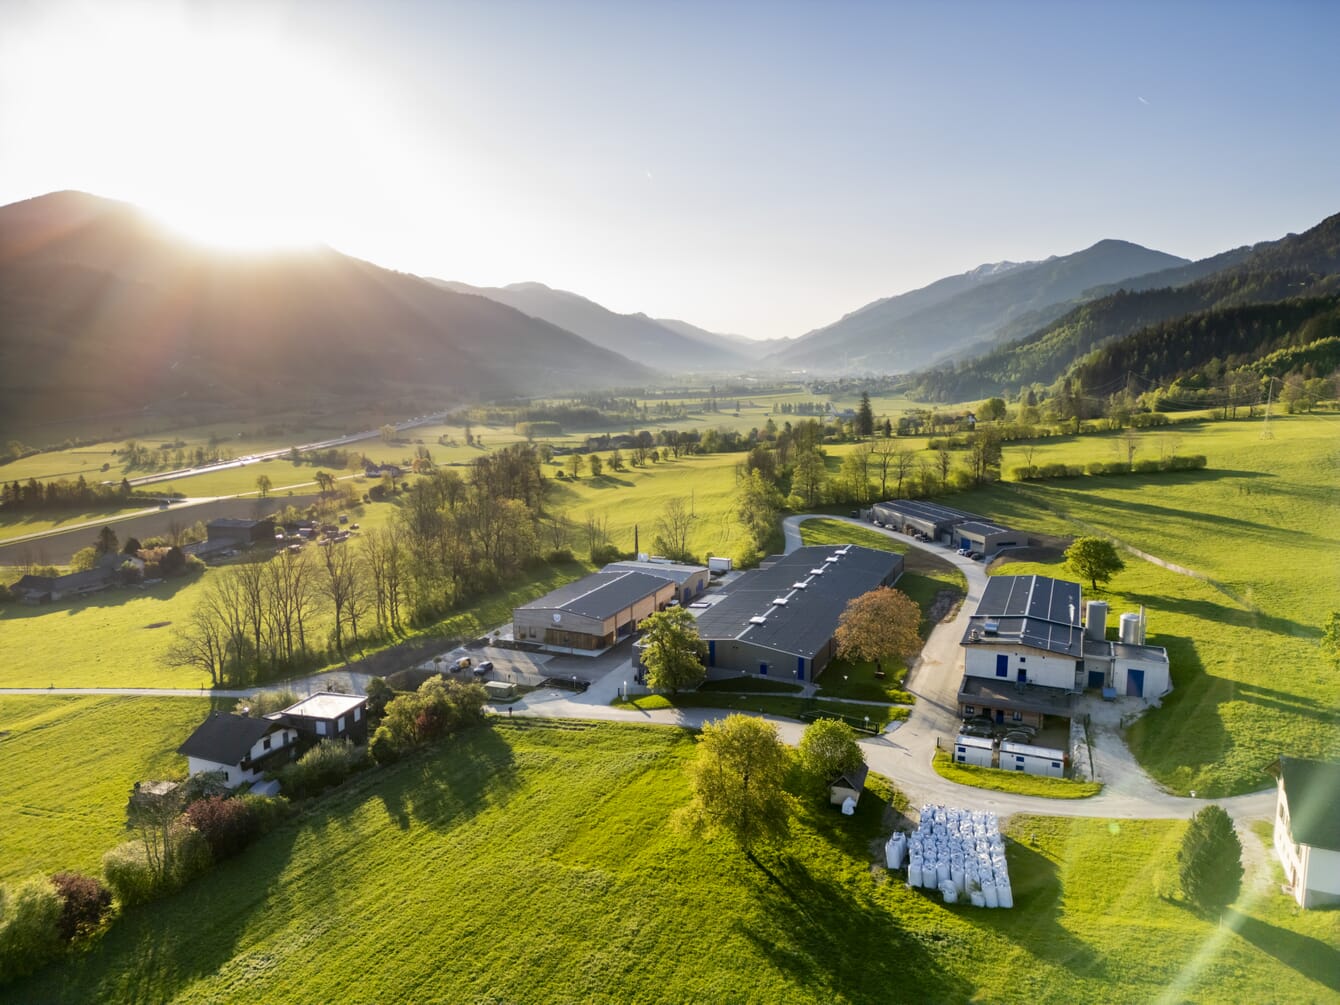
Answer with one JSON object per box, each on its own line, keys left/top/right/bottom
{"left": 931, "top": 749, "right": 1102, "bottom": 799}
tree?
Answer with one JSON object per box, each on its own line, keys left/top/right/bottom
{"left": 365, "top": 676, "right": 394, "bottom": 719}
{"left": 122, "top": 536, "right": 142, "bottom": 556}
{"left": 95, "top": 525, "right": 119, "bottom": 557}
{"left": 855, "top": 392, "right": 875, "bottom": 438}
{"left": 1064, "top": 537, "right": 1126, "bottom": 591}
{"left": 798, "top": 718, "right": 863, "bottom": 788}
{"left": 70, "top": 545, "right": 99, "bottom": 572}
{"left": 314, "top": 470, "right": 335, "bottom": 495}
{"left": 1322, "top": 611, "right": 1340, "bottom": 666}
{"left": 1177, "top": 805, "right": 1243, "bottom": 911}
{"left": 255, "top": 473, "right": 272, "bottom": 498}
{"left": 49, "top": 872, "right": 111, "bottom": 942}
{"left": 736, "top": 469, "right": 783, "bottom": 557}
{"left": 792, "top": 449, "right": 827, "bottom": 508}
{"left": 835, "top": 587, "right": 922, "bottom": 669}
{"left": 639, "top": 607, "right": 707, "bottom": 693}
{"left": 654, "top": 497, "right": 695, "bottom": 562}
{"left": 587, "top": 452, "right": 604, "bottom": 478}
{"left": 567, "top": 452, "right": 584, "bottom": 479}
{"left": 682, "top": 714, "right": 791, "bottom": 854}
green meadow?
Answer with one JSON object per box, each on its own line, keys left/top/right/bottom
{"left": 0, "top": 695, "right": 214, "bottom": 883}
{"left": 10, "top": 721, "right": 1336, "bottom": 1004}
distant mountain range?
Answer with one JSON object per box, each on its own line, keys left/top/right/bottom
{"left": 432, "top": 280, "right": 756, "bottom": 372}
{"left": 766, "top": 240, "right": 1190, "bottom": 373}
{"left": 0, "top": 192, "right": 652, "bottom": 427}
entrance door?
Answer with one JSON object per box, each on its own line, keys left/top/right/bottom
{"left": 759, "top": 662, "right": 769, "bottom": 676}
{"left": 1087, "top": 670, "right": 1105, "bottom": 689}
{"left": 1017, "top": 667, "right": 1027, "bottom": 683}
{"left": 995, "top": 709, "right": 1004, "bottom": 724}
{"left": 995, "top": 654, "right": 1008, "bottom": 677}
{"left": 1126, "top": 668, "right": 1145, "bottom": 697}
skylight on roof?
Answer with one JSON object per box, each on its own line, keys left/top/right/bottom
{"left": 809, "top": 568, "right": 825, "bottom": 575}
{"left": 771, "top": 597, "right": 789, "bottom": 606}
{"left": 791, "top": 581, "right": 809, "bottom": 589}
{"left": 749, "top": 615, "right": 768, "bottom": 625}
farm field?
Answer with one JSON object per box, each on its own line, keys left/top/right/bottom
{"left": 10, "top": 720, "right": 1336, "bottom": 1003}
{"left": 947, "top": 413, "right": 1340, "bottom": 794}
{"left": 0, "top": 695, "right": 214, "bottom": 883}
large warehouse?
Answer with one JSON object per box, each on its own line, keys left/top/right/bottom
{"left": 602, "top": 559, "right": 710, "bottom": 605}
{"left": 869, "top": 500, "right": 981, "bottom": 542}
{"left": 514, "top": 569, "right": 679, "bottom": 653}
{"left": 694, "top": 545, "right": 903, "bottom": 682}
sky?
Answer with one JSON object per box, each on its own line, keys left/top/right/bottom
{"left": 2, "top": 0, "right": 1338, "bottom": 340}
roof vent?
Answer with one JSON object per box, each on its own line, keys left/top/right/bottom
{"left": 836, "top": 546, "right": 851, "bottom": 555}
{"left": 748, "top": 615, "right": 768, "bottom": 625}
{"left": 771, "top": 597, "right": 789, "bottom": 606}
{"left": 791, "top": 581, "right": 809, "bottom": 590}
{"left": 824, "top": 556, "right": 840, "bottom": 564}
{"left": 809, "top": 567, "right": 826, "bottom": 575}
{"left": 983, "top": 620, "right": 999, "bottom": 637}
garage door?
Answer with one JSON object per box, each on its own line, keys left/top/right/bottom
{"left": 1126, "top": 668, "right": 1145, "bottom": 697}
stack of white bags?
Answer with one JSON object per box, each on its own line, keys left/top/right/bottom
{"left": 889, "top": 804, "right": 1013, "bottom": 908}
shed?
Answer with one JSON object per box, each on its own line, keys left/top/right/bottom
{"left": 483, "top": 680, "right": 516, "bottom": 700}
{"left": 952, "top": 734, "right": 994, "bottom": 768}
{"left": 829, "top": 761, "right": 869, "bottom": 807}
{"left": 999, "top": 740, "right": 1066, "bottom": 778}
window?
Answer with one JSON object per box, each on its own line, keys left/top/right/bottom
{"left": 223, "top": 771, "right": 229, "bottom": 781}
{"left": 956, "top": 746, "right": 966, "bottom": 754}
{"left": 1051, "top": 761, "right": 1061, "bottom": 769}
{"left": 316, "top": 721, "right": 327, "bottom": 736}
{"left": 354, "top": 707, "right": 362, "bottom": 722}
{"left": 263, "top": 737, "right": 271, "bottom": 750}
{"left": 1018, "top": 657, "right": 1026, "bottom": 663}
{"left": 337, "top": 716, "right": 346, "bottom": 732}
{"left": 1012, "top": 711, "right": 1023, "bottom": 722}
{"left": 963, "top": 705, "right": 975, "bottom": 716}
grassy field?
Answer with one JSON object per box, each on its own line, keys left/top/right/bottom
{"left": 612, "top": 692, "right": 907, "bottom": 730}
{"left": 0, "top": 695, "right": 216, "bottom": 883}
{"left": 947, "top": 413, "right": 1340, "bottom": 796}
{"left": 9, "top": 720, "right": 1336, "bottom": 1003}
{"left": 931, "top": 750, "right": 1103, "bottom": 799}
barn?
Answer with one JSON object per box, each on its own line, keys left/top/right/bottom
{"left": 694, "top": 545, "right": 902, "bottom": 681}
{"left": 513, "top": 569, "right": 678, "bottom": 654}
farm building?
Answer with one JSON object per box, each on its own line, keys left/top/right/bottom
{"left": 178, "top": 712, "right": 300, "bottom": 788}
{"left": 953, "top": 521, "right": 1021, "bottom": 556}
{"left": 1268, "top": 756, "right": 1340, "bottom": 908}
{"left": 9, "top": 565, "right": 116, "bottom": 604}
{"left": 830, "top": 761, "right": 869, "bottom": 807}
{"left": 952, "top": 734, "right": 994, "bottom": 767}
{"left": 603, "top": 559, "right": 710, "bottom": 605}
{"left": 693, "top": 545, "right": 902, "bottom": 681}
{"left": 206, "top": 517, "right": 276, "bottom": 546}
{"left": 869, "top": 500, "right": 980, "bottom": 542}
{"left": 513, "top": 569, "right": 678, "bottom": 654}
{"left": 272, "top": 692, "right": 368, "bottom": 746}
{"left": 999, "top": 740, "right": 1066, "bottom": 778}
{"left": 1077, "top": 601, "right": 1172, "bottom": 698}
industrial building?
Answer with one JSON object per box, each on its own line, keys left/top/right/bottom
{"left": 953, "top": 521, "right": 1021, "bottom": 556}
{"left": 957, "top": 574, "right": 1171, "bottom": 727}
{"left": 693, "top": 545, "right": 903, "bottom": 682}
{"left": 513, "top": 569, "right": 678, "bottom": 653}
{"left": 999, "top": 740, "right": 1067, "bottom": 778}
{"left": 602, "top": 559, "right": 710, "bottom": 605}
{"left": 869, "top": 500, "right": 981, "bottom": 542}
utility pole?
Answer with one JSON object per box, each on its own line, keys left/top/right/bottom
{"left": 1262, "top": 376, "right": 1276, "bottom": 440}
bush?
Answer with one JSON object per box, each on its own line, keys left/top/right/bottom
{"left": 589, "top": 544, "right": 623, "bottom": 565}
{"left": 1133, "top": 459, "right": 1162, "bottom": 473}
{"left": 102, "top": 824, "right": 213, "bottom": 909}
{"left": 0, "top": 876, "right": 62, "bottom": 984}
{"left": 49, "top": 873, "right": 112, "bottom": 942}
{"left": 369, "top": 725, "right": 400, "bottom": 765}
{"left": 545, "top": 548, "right": 575, "bottom": 564}
{"left": 365, "top": 677, "right": 394, "bottom": 720}
{"left": 184, "top": 797, "right": 261, "bottom": 861}
{"left": 235, "top": 794, "right": 290, "bottom": 834}
{"left": 1166, "top": 454, "right": 1207, "bottom": 471}
{"left": 278, "top": 739, "right": 368, "bottom": 799}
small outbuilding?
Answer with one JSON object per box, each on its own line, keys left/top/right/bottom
{"left": 1268, "top": 756, "right": 1340, "bottom": 908}
{"left": 952, "top": 734, "right": 994, "bottom": 768}
{"left": 953, "top": 521, "right": 1021, "bottom": 556}
{"left": 999, "top": 740, "right": 1066, "bottom": 778}
{"left": 829, "top": 761, "right": 869, "bottom": 807}
{"left": 483, "top": 680, "right": 516, "bottom": 700}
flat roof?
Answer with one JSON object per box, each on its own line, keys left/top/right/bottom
{"left": 1000, "top": 740, "right": 1066, "bottom": 758}
{"left": 956, "top": 520, "right": 1013, "bottom": 536}
{"left": 962, "top": 575, "right": 1084, "bottom": 657}
{"left": 602, "top": 560, "right": 708, "bottom": 585}
{"left": 871, "top": 500, "right": 982, "bottom": 525}
{"left": 207, "top": 517, "right": 270, "bottom": 529}
{"left": 957, "top": 675, "right": 1077, "bottom": 716}
{"left": 279, "top": 692, "right": 367, "bottom": 720}
{"left": 694, "top": 545, "right": 902, "bottom": 660}
{"left": 516, "top": 570, "right": 675, "bottom": 621}
{"left": 954, "top": 734, "right": 994, "bottom": 749}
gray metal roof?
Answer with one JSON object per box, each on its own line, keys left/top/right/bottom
{"left": 602, "top": 560, "right": 708, "bottom": 585}
{"left": 694, "top": 546, "right": 902, "bottom": 660}
{"left": 516, "top": 570, "right": 675, "bottom": 620}
{"left": 1270, "top": 757, "right": 1340, "bottom": 851}
{"left": 962, "top": 575, "right": 1084, "bottom": 657}
{"left": 178, "top": 712, "right": 286, "bottom": 764}
{"left": 955, "top": 520, "right": 1012, "bottom": 536}
{"left": 207, "top": 518, "right": 271, "bottom": 530}
{"left": 871, "top": 500, "right": 982, "bottom": 525}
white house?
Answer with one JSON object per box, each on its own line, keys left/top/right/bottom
{"left": 1268, "top": 756, "right": 1340, "bottom": 908}
{"left": 178, "top": 712, "right": 300, "bottom": 789}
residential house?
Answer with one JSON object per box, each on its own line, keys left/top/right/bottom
{"left": 178, "top": 712, "right": 300, "bottom": 788}
{"left": 1268, "top": 756, "right": 1340, "bottom": 908}
{"left": 271, "top": 692, "right": 369, "bottom": 746}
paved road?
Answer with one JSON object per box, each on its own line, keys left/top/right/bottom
{"left": 3, "top": 513, "right": 1275, "bottom": 823}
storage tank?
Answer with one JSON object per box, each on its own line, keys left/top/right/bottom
{"left": 1119, "top": 612, "right": 1142, "bottom": 645}
{"left": 1085, "top": 601, "right": 1108, "bottom": 641}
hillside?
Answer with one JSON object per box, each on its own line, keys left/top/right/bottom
{"left": 0, "top": 192, "right": 652, "bottom": 428}
{"left": 435, "top": 280, "right": 753, "bottom": 372}
{"left": 766, "top": 241, "right": 1188, "bottom": 374}
{"left": 911, "top": 211, "right": 1340, "bottom": 400}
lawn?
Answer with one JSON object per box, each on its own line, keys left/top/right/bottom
{"left": 947, "top": 413, "right": 1340, "bottom": 796}
{"left": 613, "top": 692, "right": 907, "bottom": 730}
{"left": 10, "top": 721, "right": 1336, "bottom": 1003}
{"left": 0, "top": 695, "right": 217, "bottom": 883}
{"left": 931, "top": 750, "right": 1102, "bottom": 799}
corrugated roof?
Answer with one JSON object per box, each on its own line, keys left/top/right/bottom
{"left": 207, "top": 518, "right": 270, "bottom": 530}
{"left": 956, "top": 520, "right": 1012, "bottom": 536}
{"left": 516, "top": 570, "right": 675, "bottom": 620}
{"left": 962, "top": 575, "right": 1084, "bottom": 657}
{"left": 694, "top": 546, "right": 902, "bottom": 659}
{"left": 871, "top": 500, "right": 982, "bottom": 525}
{"left": 1271, "top": 756, "right": 1340, "bottom": 851}
{"left": 602, "top": 560, "right": 708, "bottom": 585}
{"left": 178, "top": 712, "right": 285, "bottom": 765}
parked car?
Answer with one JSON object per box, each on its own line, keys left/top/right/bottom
{"left": 1002, "top": 730, "right": 1034, "bottom": 744}
{"left": 453, "top": 656, "right": 472, "bottom": 671}
{"left": 472, "top": 660, "right": 493, "bottom": 677}
{"left": 960, "top": 723, "right": 994, "bottom": 739}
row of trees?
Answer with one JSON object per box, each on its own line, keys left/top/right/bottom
{"left": 0, "top": 476, "right": 168, "bottom": 513}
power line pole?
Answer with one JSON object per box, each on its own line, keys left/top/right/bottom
{"left": 1262, "top": 377, "right": 1276, "bottom": 439}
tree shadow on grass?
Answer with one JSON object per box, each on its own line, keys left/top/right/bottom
{"left": 1112, "top": 587, "right": 1319, "bottom": 641}
{"left": 375, "top": 725, "right": 519, "bottom": 832}
{"left": 1223, "top": 908, "right": 1340, "bottom": 992}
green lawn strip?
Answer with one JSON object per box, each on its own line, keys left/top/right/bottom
{"left": 697, "top": 676, "right": 803, "bottom": 694}
{"left": 0, "top": 695, "right": 219, "bottom": 883}
{"left": 931, "top": 749, "right": 1102, "bottom": 799}
{"left": 614, "top": 692, "right": 906, "bottom": 729}
{"left": 11, "top": 722, "right": 1337, "bottom": 1003}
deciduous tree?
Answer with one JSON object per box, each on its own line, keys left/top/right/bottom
{"left": 654, "top": 497, "right": 695, "bottom": 562}
{"left": 835, "top": 587, "right": 922, "bottom": 669}
{"left": 255, "top": 474, "right": 272, "bottom": 498}
{"left": 682, "top": 714, "right": 792, "bottom": 853}
{"left": 798, "top": 718, "right": 863, "bottom": 788}
{"left": 1064, "top": 537, "right": 1126, "bottom": 591}
{"left": 638, "top": 607, "right": 706, "bottom": 693}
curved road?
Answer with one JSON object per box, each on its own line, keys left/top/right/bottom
{"left": 4, "top": 513, "right": 1274, "bottom": 823}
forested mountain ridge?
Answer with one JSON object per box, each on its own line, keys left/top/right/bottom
{"left": 767, "top": 240, "right": 1188, "bottom": 374}
{"left": 910, "top": 211, "right": 1340, "bottom": 401}
{"left": 0, "top": 192, "right": 652, "bottom": 428}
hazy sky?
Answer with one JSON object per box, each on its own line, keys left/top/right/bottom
{"left": 2, "top": 0, "right": 1337, "bottom": 339}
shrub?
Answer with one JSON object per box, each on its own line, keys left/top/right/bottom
{"left": 369, "top": 725, "right": 400, "bottom": 765}
{"left": 0, "top": 876, "right": 62, "bottom": 984}
{"left": 235, "top": 794, "right": 290, "bottom": 834}
{"left": 544, "top": 548, "right": 575, "bottom": 564}
{"left": 589, "top": 543, "right": 623, "bottom": 565}
{"left": 278, "top": 739, "right": 368, "bottom": 799}
{"left": 1133, "top": 459, "right": 1162, "bottom": 473}
{"left": 172, "top": 824, "right": 213, "bottom": 888}
{"left": 365, "top": 677, "right": 394, "bottom": 720}
{"left": 1166, "top": 454, "right": 1207, "bottom": 471}
{"left": 49, "top": 873, "right": 111, "bottom": 942}
{"left": 102, "top": 843, "right": 159, "bottom": 908}
{"left": 184, "top": 797, "right": 261, "bottom": 861}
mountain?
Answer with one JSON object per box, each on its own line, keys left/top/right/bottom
{"left": 911, "top": 211, "right": 1340, "bottom": 401}
{"left": 433, "top": 280, "right": 753, "bottom": 372}
{"left": 767, "top": 241, "right": 1189, "bottom": 373}
{"left": 0, "top": 192, "right": 652, "bottom": 428}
